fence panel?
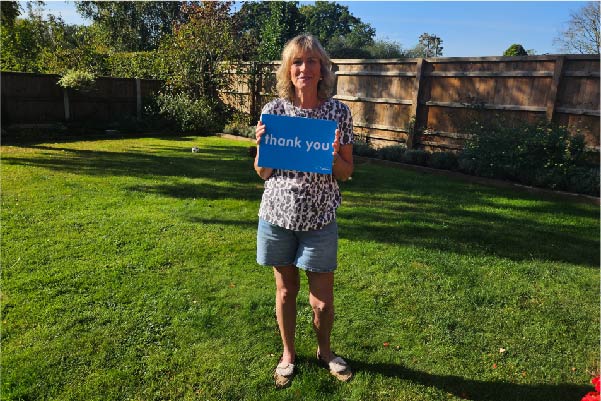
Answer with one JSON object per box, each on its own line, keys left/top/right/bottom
{"left": 1, "top": 72, "right": 163, "bottom": 125}
{"left": 2, "top": 55, "right": 599, "bottom": 155}
{"left": 220, "top": 55, "right": 599, "bottom": 153}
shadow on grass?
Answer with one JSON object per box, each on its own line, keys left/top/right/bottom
{"left": 3, "top": 130, "right": 198, "bottom": 147}
{"left": 2, "top": 143, "right": 257, "bottom": 184}
{"left": 338, "top": 167, "right": 599, "bottom": 268}
{"left": 4, "top": 140, "right": 598, "bottom": 267}
{"left": 350, "top": 359, "right": 590, "bottom": 401}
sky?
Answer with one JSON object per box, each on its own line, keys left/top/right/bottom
{"left": 33, "top": 1, "right": 590, "bottom": 57}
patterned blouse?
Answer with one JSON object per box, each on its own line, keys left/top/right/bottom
{"left": 258, "top": 98, "right": 354, "bottom": 231}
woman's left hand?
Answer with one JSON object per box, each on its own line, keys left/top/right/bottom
{"left": 332, "top": 129, "right": 341, "bottom": 165}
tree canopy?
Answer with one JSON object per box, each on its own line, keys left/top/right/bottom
{"left": 554, "top": 1, "right": 600, "bottom": 54}
{"left": 75, "top": 1, "right": 192, "bottom": 51}
{"left": 503, "top": 44, "right": 528, "bottom": 56}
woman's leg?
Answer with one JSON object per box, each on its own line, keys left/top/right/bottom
{"left": 273, "top": 265, "right": 300, "bottom": 364}
{"left": 306, "top": 271, "right": 335, "bottom": 361}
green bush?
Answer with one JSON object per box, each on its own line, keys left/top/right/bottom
{"left": 378, "top": 145, "right": 406, "bottom": 162}
{"left": 154, "top": 92, "right": 223, "bottom": 134}
{"left": 459, "top": 119, "right": 598, "bottom": 195}
{"left": 428, "top": 151, "right": 459, "bottom": 170}
{"left": 57, "top": 70, "right": 96, "bottom": 91}
{"left": 108, "top": 51, "right": 168, "bottom": 79}
{"left": 402, "top": 149, "right": 430, "bottom": 166}
{"left": 353, "top": 141, "right": 379, "bottom": 158}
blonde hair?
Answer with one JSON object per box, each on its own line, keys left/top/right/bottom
{"left": 276, "top": 34, "right": 336, "bottom": 102}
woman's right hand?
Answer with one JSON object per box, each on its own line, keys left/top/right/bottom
{"left": 254, "top": 120, "right": 273, "bottom": 180}
{"left": 255, "top": 120, "right": 266, "bottom": 146}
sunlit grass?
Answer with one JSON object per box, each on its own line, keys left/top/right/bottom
{"left": 2, "top": 134, "right": 598, "bottom": 401}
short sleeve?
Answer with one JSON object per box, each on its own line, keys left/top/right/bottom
{"left": 337, "top": 101, "right": 354, "bottom": 146}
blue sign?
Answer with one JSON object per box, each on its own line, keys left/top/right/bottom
{"left": 257, "top": 114, "right": 337, "bottom": 174}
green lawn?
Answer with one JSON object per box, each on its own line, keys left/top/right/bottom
{"left": 2, "top": 134, "right": 599, "bottom": 401}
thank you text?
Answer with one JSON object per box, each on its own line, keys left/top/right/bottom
{"left": 257, "top": 114, "right": 337, "bottom": 174}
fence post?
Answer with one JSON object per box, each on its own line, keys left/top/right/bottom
{"left": 546, "top": 56, "right": 564, "bottom": 121}
{"left": 407, "top": 58, "right": 426, "bottom": 149}
{"left": 136, "top": 78, "right": 142, "bottom": 121}
{"left": 249, "top": 62, "right": 257, "bottom": 123}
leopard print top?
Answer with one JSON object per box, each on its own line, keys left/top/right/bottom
{"left": 258, "top": 98, "right": 354, "bottom": 231}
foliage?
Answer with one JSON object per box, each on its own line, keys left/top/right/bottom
{"left": 0, "top": 0, "right": 20, "bottom": 26}
{"left": 57, "top": 70, "right": 96, "bottom": 91}
{"left": 75, "top": 1, "right": 191, "bottom": 52}
{"left": 503, "top": 44, "right": 528, "bottom": 56}
{"left": 378, "top": 145, "right": 407, "bottom": 162}
{"left": 233, "top": 2, "right": 271, "bottom": 60}
{"left": 554, "top": 2, "right": 600, "bottom": 54}
{"left": 224, "top": 111, "right": 255, "bottom": 138}
{"left": 258, "top": 2, "right": 305, "bottom": 61}
{"left": 402, "top": 149, "right": 430, "bottom": 165}
{"left": 300, "top": 1, "right": 375, "bottom": 56}
{"left": 362, "top": 40, "right": 405, "bottom": 59}
{"left": 0, "top": 6, "right": 111, "bottom": 75}
{"left": 160, "top": 1, "right": 238, "bottom": 98}
{"left": 406, "top": 33, "right": 444, "bottom": 57}
{"left": 154, "top": 92, "right": 222, "bottom": 134}
{"left": 428, "top": 151, "right": 459, "bottom": 170}
{"left": 107, "top": 51, "right": 169, "bottom": 79}
{"left": 352, "top": 140, "right": 379, "bottom": 158}
{"left": 459, "top": 118, "right": 598, "bottom": 195}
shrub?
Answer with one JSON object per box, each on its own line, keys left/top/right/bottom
{"left": 57, "top": 70, "right": 96, "bottom": 91}
{"left": 563, "top": 166, "right": 599, "bottom": 196}
{"left": 223, "top": 111, "right": 255, "bottom": 138}
{"left": 428, "top": 151, "right": 459, "bottom": 170}
{"left": 402, "top": 149, "right": 430, "bottom": 166}
{"left": 378, "top": 145, "right": 406, "bottom": 162}
{"left": 108, "top": 51, "right": 169, "bottom": 79}
{"left": 154, "top": 92, "right": 223, "bottom": 134}
{"left": 459, "top": 118, "right": 598, "bottom": 195}
{"left": 353, "top": 141, "right": 379, "bottom": 158}
{"left": 503, "top": 44, "right": 528, "bottom": 56}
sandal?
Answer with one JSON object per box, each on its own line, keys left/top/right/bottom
{"left": 273, "top": 357, "right": 295, "bottom": 389}
{"left": 317, "top": 351, "right": 353, "bottom": 382}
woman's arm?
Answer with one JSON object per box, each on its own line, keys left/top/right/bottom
{"left": 254, "top": 121, "right": 273, "bottom": 180}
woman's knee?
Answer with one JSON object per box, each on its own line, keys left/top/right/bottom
{"left": 277, "top": 283, "right": 299, "bottom": 303}
{"left": 274, "top": 266, "right": 300, "bottom": 301}
{"left": 310, "top": 298, "right": 333, "bottom": 316}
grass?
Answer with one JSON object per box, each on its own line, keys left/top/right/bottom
{"left": 1, "top": 133, "right": 599, "bottom": 401}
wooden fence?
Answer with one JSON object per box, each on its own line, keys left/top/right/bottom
{"left": 221, "top": 55, "right": 600, "bottom": 152}
{"left": 3, "top": 55, "right": 599, "bottom": 154}
{"left": 1, "top": 72, "right": 163, "bottom": 125}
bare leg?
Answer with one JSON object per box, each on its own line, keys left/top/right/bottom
{"left": 273, "top": 265, "right": 300, "bottom": 364}
{"left": 306, "top": 271, "right": 335, "bottom": 361}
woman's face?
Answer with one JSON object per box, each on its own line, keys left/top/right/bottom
{"left": 289, "top": 50, "right": 322, "bottom": 92}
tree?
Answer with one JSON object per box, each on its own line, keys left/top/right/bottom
{"left": 554, "top": 1, "right": 600, "bottom": 54}
{"left": 233, "top": 2, "right": 271, "bottom": 60}
{"left": 363, "top": 39, "right": 405, "bottom": 59}
{"left": 0, "top": 1, "right": 20, "bottom": 26}
{"left": 75, "top": 1, "right": 191, "bottom": 51}
{"left": 406, "top": 33, "right": 443, "bottom": 57}
{"left": 160, "top": 1, "right": 238, "bottom": 98}
{"left": 503, "top": 44, "right": 528, "bottom": 56}
{"left": 258, "top": 2, "right": 305, "bottom": 61}
{"left": 0, "top": 2, "right": 101, "bottom": 74}
{"left": 299, "top": 1, "right": 375, "bottom": 57}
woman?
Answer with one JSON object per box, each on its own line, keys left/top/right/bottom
{"left": 253, "top": 34, "right": 354, "bottom": 388}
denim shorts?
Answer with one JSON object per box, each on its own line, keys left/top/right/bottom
{"left": 256, "top": 218, "right": 338, "bottom": 273}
